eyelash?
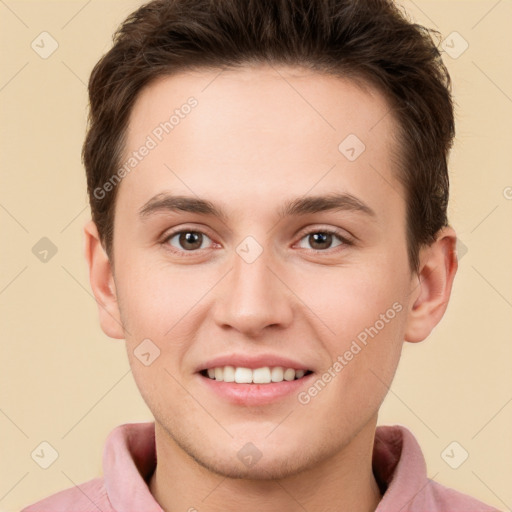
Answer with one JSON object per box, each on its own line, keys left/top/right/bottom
{"left": 161, "top": 226, "right": 354, "bottom": 257}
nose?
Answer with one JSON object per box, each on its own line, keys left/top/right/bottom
{"left": 212, "top": 246, "right": 294, "bottom": 337}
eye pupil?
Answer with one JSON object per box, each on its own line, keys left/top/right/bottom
{"left": 169, "top": 230, "right": 343, "bottom": 254}
{"left": 309, "top": 232, "right": 332, "bottom": 249}
{"left": 180, "top": 231, "right": 202, "bottom": 250}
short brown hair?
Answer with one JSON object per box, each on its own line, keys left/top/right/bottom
{"left": 83, "top": 0, "right": 454, "bottom": 272}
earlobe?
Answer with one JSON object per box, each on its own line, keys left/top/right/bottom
{"left": 404, "top": 226, "right": 458, "bottom": 343}
{"left": 83, "top": 219, "right": 125, "bottom": 340}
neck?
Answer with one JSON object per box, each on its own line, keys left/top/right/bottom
{"left": 149, "top": 418, "right": 382, "bottom": 512}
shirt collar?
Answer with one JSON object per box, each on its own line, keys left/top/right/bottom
{"left": 102, "top": 422, "right": 163, "bottom": 511}
{"left": 102, "top": 421, "right": 426, "bottom": 510}
{"left": 373, "top": 425, "right": 428, "bottom": 511}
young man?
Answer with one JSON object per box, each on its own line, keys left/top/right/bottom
{"left": 22, "top": 0, "right": 499, "bottom": 510}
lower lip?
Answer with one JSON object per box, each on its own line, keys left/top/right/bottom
{"left": 198, "top": 373, "right": 315, "bottom": 406}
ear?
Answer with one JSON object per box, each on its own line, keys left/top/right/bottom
{"left": 83, "top": 219, "right": 125, "bottom": 339}
{"left": 404, "top": 226, "right": 458, "bottom": 343}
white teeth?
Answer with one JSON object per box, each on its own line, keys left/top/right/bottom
{"left": 234, "top": 367, "right": 252, "bottom": 383}
{"left": 283, "top": 368, "right": 296, "bottom": 381}
{"left": 203, "top": 366, "right": 309, "bottom": 383}
{"left": 223, "top": 365, "right": 235, "bottom": 382}
{"left": 253, "top": 367, "right": 271, "bottom": 384}
{"left": 295, "top": 369, "right": 305, "bottom": 379}
{"left": 270, "top": 366, "right": 284, "bottom": 382}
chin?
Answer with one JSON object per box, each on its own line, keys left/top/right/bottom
{"left": 198, "top": 449, "right": 314, "bottom": 481}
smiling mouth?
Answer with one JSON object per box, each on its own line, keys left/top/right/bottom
{"left": 199, "top": 366, "right": 313, "bottom": 384}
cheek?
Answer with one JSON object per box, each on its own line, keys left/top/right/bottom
{"left": 128, "top": 354, "right": 200, "bottom": 433}
{"left": 301, "top": 267, "right": 408, "bottom": 390}
{"left": 304, "top": 263, "right": 406, "bottom": 338}
{"left": 115, "top": 256, "right": 223, "bottom": 390}
{"left": 115, "top": 255, "right": 201, "bottom": 336}
{"left": 297, "top": 299, "right": 406, "bottom": 427}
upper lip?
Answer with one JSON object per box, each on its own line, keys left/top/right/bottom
{"left": 196, "top": 354, "right": 313, "bottom": 372}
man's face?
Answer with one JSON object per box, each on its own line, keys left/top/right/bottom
{"left": 110, "top": 65, "right": 416, "bottom": 478}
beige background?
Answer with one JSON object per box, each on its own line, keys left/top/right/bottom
{"left": 1, "top": 1, "right": 511, "bottom": 510}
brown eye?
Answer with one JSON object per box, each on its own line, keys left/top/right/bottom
{"left": 309, "top": 232, "right": 332, "bottom": 250}
{"left": 167, "top": 231, "right": 211, "bottom": 251}
{"left": 297, "top": 230, "right": 345, "bottom": 251}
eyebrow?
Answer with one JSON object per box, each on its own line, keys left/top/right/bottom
{"left": 138, "top": 192, "right": 376, "bottom": 221}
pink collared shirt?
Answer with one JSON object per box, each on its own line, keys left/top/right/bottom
{"left": 21, "top": 422, "right": 500, "bottom": 511}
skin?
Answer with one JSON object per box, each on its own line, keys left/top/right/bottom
{"left": 84, "top": 65, "right": 457, "bottom": 512}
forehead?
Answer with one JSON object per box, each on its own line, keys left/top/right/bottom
{"left": 127, "top": 64, "right": 396, "bottom": 151}
{"left": 119, "top": 65, "right": 403, "bottom": 220}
